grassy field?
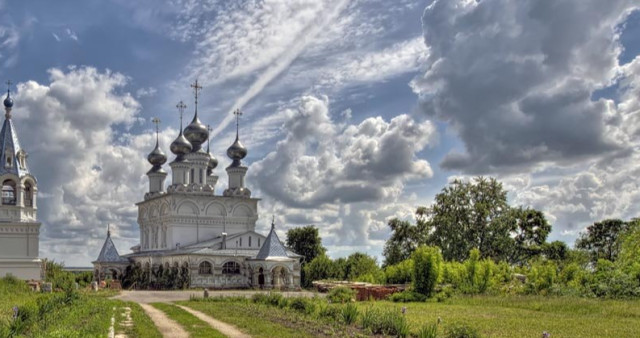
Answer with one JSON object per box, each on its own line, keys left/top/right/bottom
{"left": 357, "top": 296, "right": 640, "bottom": 337}
{"left": 179, "top": 298, "right": 361, "bottom": 337}
{"left": 151, "top": 302, "right": 225, "bottom": 338}
{"left": 0, "top": 277, "right": 160, "bottom": 337}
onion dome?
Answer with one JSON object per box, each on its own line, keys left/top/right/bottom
{"left": 184, "top": 113, "right": 208, "bottom": 152}
{"left": 147, "top": 142, "right": 167, "bottom": 172}
{"left": 227, "top": 136, "right": 247, "bottom": 167}
{"left": 170, "top": 131, "right": 192, "bottom": 161}
{"left": 3, "top": 89, "right": 13, "bottom": 109}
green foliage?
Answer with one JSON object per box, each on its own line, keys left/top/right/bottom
{"left": 288, "top": 297, "right": 316, "bottom": 315}
{"left": 444, "top": 322, "right": 481, "bottom": 338}
{"left": 389, "top": 290, "right": 427, "bottom": 302}
{"left": 413, "top": 246, "right": 443, "bottom": 297}
{"left": 341, "top": 303, "right": 358, "bottom": 325}
{"left": 304, "top": 255, "right": 340, "bottom": 283}
{"left": 345, "top": 252, "right": 382, "bottom": 282}
{"left": 588, "top": 259, "right": 640, "bottom": 298}
{"left": 542, "top": 241, "right": 569, "bottom": 261}
{"left": 385, "top": 259, "right": 414, "bottom": 284}
{"left": 44, "top": 260, "right": 76, "bottom": 291}
{"left": 360, "top": 306, "right": 410, "bottom": 337}
{"left": 576, "top": 219, "right": 628, "bottom": 262}
{"left": 286, "top": 226, "right": 327, "bottom": 287}
{"left": 525, "top": 260, "right": 557, "bottom": 294}
{"left": 327, "top": 286, "right": 356, "bottom": 303}
{"left": 383, "top": 218, "right": 427, "bottom": 266}
{"left": 417, "top": 321, "right": 440, "bottom": 338}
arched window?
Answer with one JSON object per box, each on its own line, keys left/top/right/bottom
{"left": 199, "top": 261, "right": 212, "bottom": 275}
{"left": 24, "top": 182, "right": 33, "bottom": 207}
{"left": 190, "top": 168, "right": 195, "bottom": 184}
{"left": 222, "top": 261, "right": 240, "bottom": 274}
{"left": 199, "top": 169, "right": 203, "bottom": 184}
{"left": 2, "top": 180, "right": 16, "bottom": 205}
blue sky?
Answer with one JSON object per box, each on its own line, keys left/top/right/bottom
{"left": 1, "top": 0, "right": 639, "bottom": 266}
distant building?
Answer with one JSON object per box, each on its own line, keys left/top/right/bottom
{"left": 93, "top": 82, "right": 301, "bottom": 289}
{"left": 0, "top": 83, "right": 42, "bottom": 280}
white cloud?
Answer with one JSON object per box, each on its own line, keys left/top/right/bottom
{"left": 135, "top": 86, "right": 157, "bottom": 98}
{"left": 11, "top": 67, "right": 171, "bottom": 265}
{"left": 65, "top": 28, "right": 78, "bottom": 41}
{"left": 247, "top": 95, "right": 435, "bottom": 250}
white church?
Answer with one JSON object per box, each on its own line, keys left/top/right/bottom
{"left": 0, "top": 85, "right": 42, "bottom": 280}
{"left": 93, "top": 82, "right": 302, "bottom": 289}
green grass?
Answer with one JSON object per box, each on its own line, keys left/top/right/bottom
{"left": 0, "top": 277, "right": 160, "bottom": 337}
{"left": 179, "top": 299, "right": 322, "bottom": 338}
{"left": 356, "top": 295, "right": 640, "bottom": 337}
{"left": 117, "top": 302, "right": 163, "bottom": 338}
{"left": 151, "top": 302, "right": 225, "bottom": 338}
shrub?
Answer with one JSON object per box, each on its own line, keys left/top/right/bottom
{"left": 413, "top": 246, "right": 443, "bottom": 297}
{"left": 251, "top": 293, "right": 269, "bottom": 304}
{"left": 360, "top": 307, "right": 409, "bottom": 337}
{"left": 288, "top": 297, "right": 316, "bottom": 315}
{"left": 389, "top": 290, "right": 427, "bottom": 303}
{"left": 327, "top": 286, "right": 356, "bottom": 303}
{"left": 265, "top": 292, "right": 288, "bottom": 308}
{"left": 444, "top": 322, "right": 480, "bottom": 338}
{"left": 417, "top": 321, "right": 439, "bottom": 338}
{"left": 341, "top": 303, "right": 358, "bottom": 325}
{"left": 317, "top": 304, "right": 341, "bottom": 321}
{"left": 385, "top": 259, "right": 414, "bottom": 284}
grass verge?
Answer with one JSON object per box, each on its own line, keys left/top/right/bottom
{"left": 151, "top": 302, "right": 226, "bottom": 338}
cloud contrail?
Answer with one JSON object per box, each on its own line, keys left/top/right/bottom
{"left": 210, "top": 0, "right": 350, "bottom": 138}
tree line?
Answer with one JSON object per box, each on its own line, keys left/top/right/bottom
{"left": 287, "top": 177, "right": 640, "bottom": 298}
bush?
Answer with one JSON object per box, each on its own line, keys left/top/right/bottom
{"left": 327, "top": 286, "right": 356, "bottom": 303}
{"left": 341, "top": 303, "right": 358, "bottom": 325}
{"left": 444, "top": 322, "right": 480, "bottom": 338}
{"left": 264, "top": 292, "right": 288, "bottom": 308}
{"left": 360, "top": 307, "right": 409, "bottom": 337}
{"left": 288, "top": 297, "right": 316, "bottom": 315}
{"left": 251, "top": 293, "right": 269, "bottom": 304}
{"left": 317, "top": 303, "right": 341, "bottom": 321}
{"left": 385, "top": 259, "right": 414, "bottom": 284}
{"left": 417, "top": 321, "right": 439, "bottom": 338}
{"left": 413, "top": 246, "right": 443, "bottom": 297}
{"left": 389, "top": 290, "right": 427, "bottom": 303}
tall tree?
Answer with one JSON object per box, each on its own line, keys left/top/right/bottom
{"left": 426, "top": 177, "right": 511, "bottom": 261}
{"left": 576, "top": 219, "right": 628, "bottom": 262}
{"left": 506, "top": 207, "right": 552, "bottom": 263}
{"left": 382, "top": 218, "right": 426, "bottom": 266}
{"left": 286, "top": 225, "right": 327, "bottom": 264}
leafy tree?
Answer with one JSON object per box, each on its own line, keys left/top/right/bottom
{"left": 383, "top": 217, "right": 428, "bottom": 267}
{"left": 344, "top": 252, "right": 381, "bottom": 281}
{"left": 542, "top": 241, "right": 569, "bottom": 261}
{"left": 303, "top": 255, "right": 339, "bottom": 284}
{"left": 286, "top": 226, "right": 326, "bottom": 264}
{"left": 412, "top": 246, "right": 442, "bottom": 297}
{"left": 425, "top": 177, "right": 511, "bottom": 261}
{"left": 507, "top": 207, "right": 552, "bottom": 263}
{"left": 576, "top": 219, "right": 628, "bottom": 262}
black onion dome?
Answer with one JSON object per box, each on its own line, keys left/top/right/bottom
{"left": 184, "top": 114, "right": 208, "bottom": 152}
{"left": 208, "top": 152, "right": 218, "bottom": 170}
{"left": 147, "top": 142, "right": 167, "bottom": 168}
{"left": 3, "top": 91, "right": 13, "bottom": 108}
{"left": 170, "top": 132, "right": 192, "bottom": 160}
{"left": 227, "top": 137, "right": 247, "bottom": 167}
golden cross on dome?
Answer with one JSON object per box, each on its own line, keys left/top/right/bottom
{"left": 190, "top": 79, "right": 202, "bottom": 113}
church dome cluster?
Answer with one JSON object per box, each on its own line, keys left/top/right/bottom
{"left": 144, "top": 80, "right": 250, "bottom": 199}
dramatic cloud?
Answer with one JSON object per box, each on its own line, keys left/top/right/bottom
{"left": 412, "top": 0, "right": 639, "bottom": 173}
{"left": 12, "top": 67, "right": 174, "bottom": 265}
{"left": 248, "top": 95, "right": 434, "bottom": 248}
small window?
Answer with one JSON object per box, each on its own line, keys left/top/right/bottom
{"left": 199, "top": 169, "right": 203, "bottom": 183}
{"left": 222, "top": 261, "right": 240, "bottom": 274}
{"left": 249, "top": 236, "right": 252, "bottom": 247}
{"left": 239, "top": 237, "right": 242, "bottom": 247}
{"left": 2, "top": 180, "right": 16, "bottom": 205}
{"left": 258, "top": 238, "right": 261, "bottom": 247}
{"left": 190, "top": 169, "right": 195, "bottom": 184}
{"left": 6, "top": 156, "right": 11, "bottom": 167}
{"left": 198, "top": 261, "right": 212, "bottom": 275}
{"left": 24, "top": 182, "right": 33, "bottom": 207}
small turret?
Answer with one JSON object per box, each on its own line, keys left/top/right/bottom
{"left": 146, "top": 118, "right": 168, "bottom": 197}
{"left": 170, "top": 101, "right": 192, "bottom": 161}
{"left": 224, "top": 109, "right": 250, "bottom": 198}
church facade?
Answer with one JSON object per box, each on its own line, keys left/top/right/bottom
{"left": 94, "top": 83, "right": 301, "bottom": 289}
{"left": 0, "top": 85, "right": 42, "bottom": 280}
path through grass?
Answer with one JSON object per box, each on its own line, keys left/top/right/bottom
{"left": 152, "top": 302, "right": 226, "bottom": 338}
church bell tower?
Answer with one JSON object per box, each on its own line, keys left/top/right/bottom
{"left": 0, "top": 81, "right": 42, "bottom": 280}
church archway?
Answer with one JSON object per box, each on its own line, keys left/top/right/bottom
{"left": 258, "top": 267, "right": 265, "bottom": 287}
